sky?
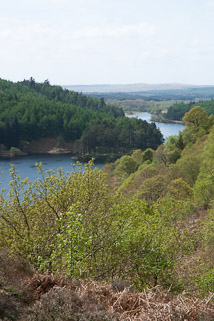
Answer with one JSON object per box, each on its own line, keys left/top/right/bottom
{"left": 1, "top": 0, "right": 214, "bottom": 85}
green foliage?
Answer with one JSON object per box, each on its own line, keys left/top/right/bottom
{"left": 76, "top": 117, "right": 163, "bottom": 155}
{"left": 153, "top": 145, "right": 168, "bottom": 166}
{"left": 137, "top": 174, "right": 168, "bottom": 204}
{"left": 202, "top": 209, "right": 214, "bottom": 262}
{"left": 164, "top": 135, "right": 184, "bottom": 164}
{"left": 196, "top": 209, "right": 214, "bottom": 294}
{"left": 114, "top": 155, "right": 138, "bottom": 176}
{"left": 154, "top": 195, "right": 195, "bottom": 221}
{"left": 131, "top": 149, "right": 144, "bottom": 165}
{"left": 0, "top": 161, "right": 116, "bottom": 278}
{"left": 165, "top": 100, "right": 214, "bottom": 121}
{"left": 100, "top": 106, "right": 214, "bottom": 292}
{"left": 118, "top": 163, "right": 158, "bottom": 196}
{"left": 0, "top": 78, "right": 163, "bottom": 155}
{"left": 0, "top": 78, "right": 122, "bottom": 147}
{"left": 0, "top": 162, "right": 107, "bottom": 266}
{"left": 44, "top": 167, "right": 116, "bottom": 277}
{"left": 183, "top": 106, "right": 209, "bottom": 131}
{"left": 142, "top": 148, "right": 154, "bottom": 163}
{"left": 176, "top": 149, "right": 203, "bottom": 186}
{"left": 166, "top": 102, "right": 195, "bottom": 121}
{"left": 197, "top": 269, "right": 214, "bottom": 294}
{"left": 9, "top": 147, "right": 21, "bottom": 153}
{"left": 178, "top": 106, "right": 210, "bottom": 148}
{"left": 167, "top": 178, "right": 193, "bottom": 200}
{"left": 112, "top": 198, "right": 185, "bottom": 288}
{"left": 193, "top": 128, "right": 214, "bottom": 208}
{"left": 194, "top": 177, "right": 214, "bottom": 209}
{"left": 0, "top": 160, "right": 187, "bottom": 289}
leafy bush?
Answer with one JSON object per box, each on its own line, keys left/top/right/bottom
{"left": 9, "top": 147, "right": 21, "bottom": 153}
{"left": 114, "top": 155, "right": 138, "bottom": 176}
{"left": 197, "top": 269, "right": 214, "bottom": 295}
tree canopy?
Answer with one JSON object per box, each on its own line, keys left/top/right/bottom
{"left": 165, "top": 100, "right": 214, "bottom": 121}
{"left": 0, "top": 78, "right": 163, "bottom": 155}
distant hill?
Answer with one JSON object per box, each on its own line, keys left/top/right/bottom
{"left": 64, "top": 83, "right": 213, "bottom": 93}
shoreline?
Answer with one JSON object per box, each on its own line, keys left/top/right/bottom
{"left": 152, "top": 118, "right": 184, "bottom": 124}
{"left": 0, "top": 150, "right": 28, "bottom": 159}
{"left": 0, "top": 150, "right": 74, "bottom": 160}
{"left": 0, "top": 150, "right": 121, "bottom": 163}
{"left": 0, "top": 138, "right": 123, "bottom": 162}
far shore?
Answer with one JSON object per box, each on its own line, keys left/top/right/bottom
{"left": 0, "top": 150, "right": 122, "bottom": 163}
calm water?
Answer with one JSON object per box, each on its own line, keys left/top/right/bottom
{"left": 0, "top": 113, "right": 184, "bottom": 193}
{"left": 0, "top": 154, "right": 104, "bottom": 195}
{"left": 127, "top": 112, "right": 185, "bottom": 139}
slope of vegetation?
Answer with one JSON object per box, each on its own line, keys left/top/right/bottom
{"left": 165, "top": 99, "right": 214, "bottom": 121}
{"left": 1, "top": 105, "right": 214, "bottom": 320}
{"left": 0, "top": 78, "right": 163, "bottom": 157}
{"left": 103, "top": 106, "right": 214, "bottom": 293}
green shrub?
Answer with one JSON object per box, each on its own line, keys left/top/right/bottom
{"left": 197, "top": 269, "right": 214, "bottom": 295}
{"left": 9, "top": 147, "right": 21, "bottom": 153}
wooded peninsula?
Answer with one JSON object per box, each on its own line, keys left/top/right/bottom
{"left": 0, "top": 78, "right": 163, "bottom": 158}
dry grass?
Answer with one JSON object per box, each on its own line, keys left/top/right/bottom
{"left": 0, "top": 254, "right": 214, "bottom": 321}
{"left": 19, "top": 277, "right": 214, "bottom": 321}
{"left": 22, "top": 273, "right": 69, "bottom": 301}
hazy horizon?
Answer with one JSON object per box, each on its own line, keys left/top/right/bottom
{"left": 63, "top": 82, "right": 214, "bottom": 94}
{"left": 63, "top": 82, "right": 213, "bottom": 87}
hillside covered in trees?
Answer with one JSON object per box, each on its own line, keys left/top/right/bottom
{"left": 1, "top": 105, "right": 214, "bottom": 320}
{"left": 164, "top": 99, "right": 214, "bottom": 121}
{"left": 0, "top": 78, "right": 163, "bottom": 157}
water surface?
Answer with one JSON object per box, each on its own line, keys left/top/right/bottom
{"left": 127, "top": 112, "right": 185, "bottom": 139}
{"left": 0, "top": 154, "right": 103, "bottom": 195}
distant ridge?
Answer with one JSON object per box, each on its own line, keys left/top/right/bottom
{"left": 63, "top": 83, "right": 213, "bottom": 93}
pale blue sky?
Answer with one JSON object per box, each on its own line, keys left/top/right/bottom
{"left": 1, "top": 0, "right": 214, "bottom": 85}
